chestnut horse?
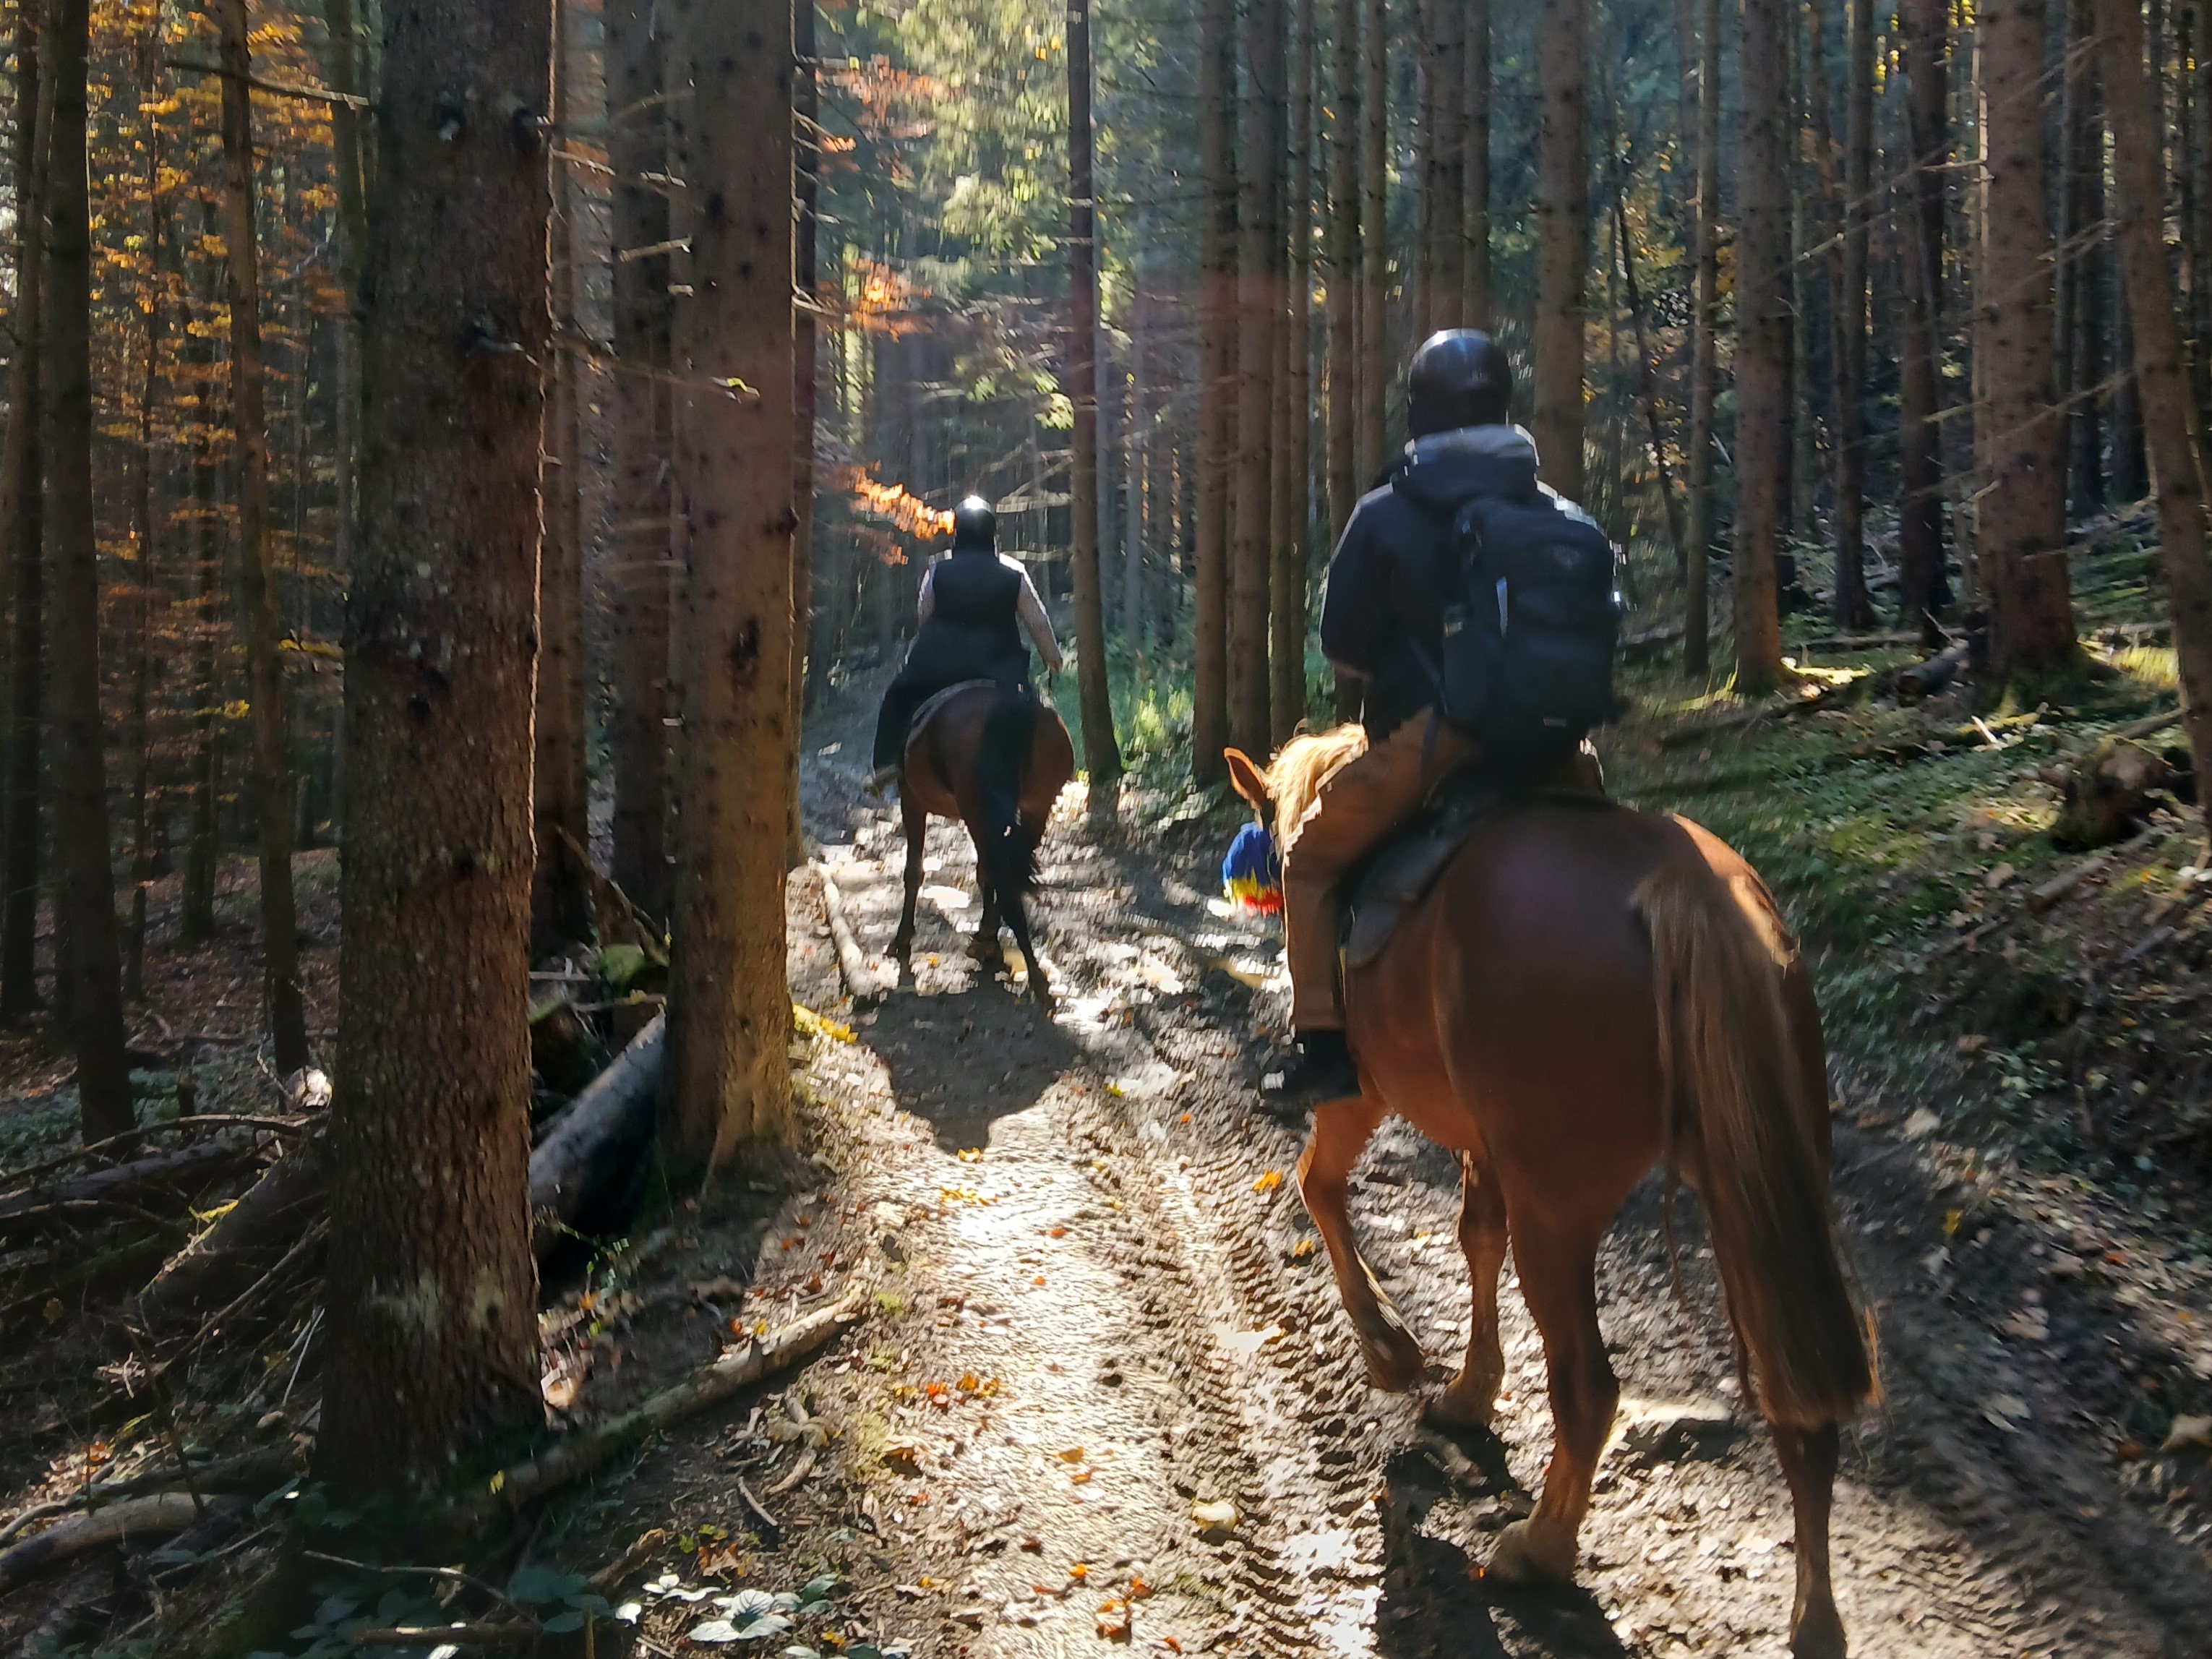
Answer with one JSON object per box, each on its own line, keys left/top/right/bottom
{"left": 891, "top": 681, "right": 1073, "bottom": 1006}
{"left": 1226, "top": 727, "right": 1871, "bottom": 1659}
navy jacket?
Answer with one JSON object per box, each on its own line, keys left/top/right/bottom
{"left": 1319, "top": 424, "right": 1549, "bottom": 740}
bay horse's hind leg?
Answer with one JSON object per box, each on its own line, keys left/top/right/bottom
{"left": 890, "top": 789, "right": 926, "bottom": 972}
{"left": 998, "top": 813, "right": 1050, "bottom": 1008}
{"left": 1486, "top": 1224, "right": 1616, "bottom": 1587}
{"left": 1428, "top": 1152, "right": 1509, "bottom": 1428}
{"left": 963, "top": 824, "right": 1006, "bottom": 973}
{"left": 1771, "top": 1422, "right": 1847, "bottom": 1659}
{"left": 1298, "top": 1092, "right": 1425, "bottom": 1391}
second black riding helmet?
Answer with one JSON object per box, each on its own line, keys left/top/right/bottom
{"left": 951, "top": 494, "right": 997, "bottom": 552}
{"left": 1407, "top": 330, "right": 1514, "bottom": 439}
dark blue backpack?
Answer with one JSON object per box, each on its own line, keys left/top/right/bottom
{"left": 1434, "top": 490, "right": 1624, "bottom": 758}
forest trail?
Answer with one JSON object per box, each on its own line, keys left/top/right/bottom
{"left": 756, "top": 696, "right": 2212, "bottom": 1659}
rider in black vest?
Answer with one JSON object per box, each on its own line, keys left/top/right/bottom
{"left": 870, "top": 495, "right": 1064, "bottom": 791}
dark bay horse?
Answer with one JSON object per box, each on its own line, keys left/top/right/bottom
{"left": 1226, "top": 726, "right": 1872, "bottom": 1659}
{"left": 891, "top": 680, "right": 1073, "bottom": 1006}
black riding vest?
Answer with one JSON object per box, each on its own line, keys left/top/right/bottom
{"left": 918, "top": 548, "right": 1025, "bottom": 672}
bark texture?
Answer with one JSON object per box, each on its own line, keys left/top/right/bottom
{"left": 318, "top": 0, "right": 549, "bottom": 1496}
{"left": 1684, "top": 0, "right": 1720, "bottom": 679}
{"left": 1898, "top": 0, "right": 1950, "bottom": 644}
{"left": 660, "top": 0, "right": 797, "bottom": 1171}
{"left": 1534, "top": 0, "right": 1587, "bottom": 501}
{"left": 1272, "top": 0, "right": 1315, "bottom": 747}
{"left": 1231, "top": 0, "right": 1286, "bottom": 758}
{"left": 1325, "top": 0, "right": 1360, "bottom": 543}
{"left": 1193, "top": 0, "right": 1235, "bottom": 784}
{"left": 1733, "top": 0, "right": 1788, "bottom": 687}
{"left": 1066, "top": 0, "right": 1120, "bottom": 786}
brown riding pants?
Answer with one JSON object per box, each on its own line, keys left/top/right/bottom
{"left": 1282, "top": 711, "right": 1475, "bottom": 1032}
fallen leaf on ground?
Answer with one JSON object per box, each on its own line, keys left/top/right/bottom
{"left": 1290, "top": 1239, "right": 1316, "bottom": 1260}
{"left": 1057, "top": 1446, "right": 1086, "bottom": 1463}
{"left": 2163, "top": 1415, "right": 2212, "bottom": 1453}
{"left": 1251, "top": 1169, "right": 1285, "bottom": 1194}
{"left": 1982, "top": 1393, "right": 2030, "bottom": 1431}
{"left": 1191, "top": 1499, "right": 1241, "bottom": 1534}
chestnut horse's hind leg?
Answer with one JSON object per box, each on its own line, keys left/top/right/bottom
{"left": 1297, "top": 1092, "right": 1425, "bottom": 1391}
{"left": 890, "top": 789, "right": 927, "bottom": 971}
{"left": 1771, "top": 1422, "right": 1847, "bottom": 1659}
{"left": 1428, "top": 1152, "right": 1509, "bottom": 1428}
{"left": 1486, "top": 1226, "right": 1616, "bottom": 1587}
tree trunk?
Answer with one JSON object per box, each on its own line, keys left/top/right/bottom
{"left": 533, "top": 0, "right": 592, "bottom": 949}
{"left": 1684, "top": 0, "right": 1720, "bottom": 679}
{"left": 660, "top": 0, "right": 797, "bottom": 1171}
{"left": 1125, "top": 275, "right": 1148, "bottom": 662}
{"left": 2196, "top": 0, "right": 2212, "bottom": 424}
{"left": 607, "top": 0, "right": 673, "bottom": 922}
{"left": 1464, "top": 0, "right": 1491, "bottom": 325}
{"left": 1232, "top": 0, "right": 1285, "bottom": 758}
{"left": 1358, "top": 0, "right": 1388, "bottom": 481}
{"left": 1272, "top": 0, "right": 1315, "bottom": 747}
{"left": 1898, "top": 0, "right": 1949, "bottom": 645}
{"left": 1194, "top": 0, "right": 1235, "bottom": 784}
{"left": 1979, "top": 0, "right": 2074, "bottom": 675}
{"left": 2066, "top": 0, "right": 2108, "bottom": 514}
{"left": 1428, "top": 0, "right": 1464, "bottom": 330}
{"left": 1613, "top": 184, "right": 1688, "bottom": 570}
{"left": 0, "top": 0, "right": 52, "bottom": 1017}
{"left": 1534, "top": 0, "right": 1587, "bottom": 501}
{"left": 1733, "top": 0, "right": 1789, "bottom": 689}
{"left": 1065, "top": 0, "right": 1120, "bottom": 789}
{"left": 1326, "top": 0, "right": 1360, "bottom": 543}
{"left": 214, "top": 0, "right": 310, "bottom": 1079}
{"left": 788, "top": 0, "right": 821, "bottom": 864}
{"left": 2096, "top": 0, "right": 2212, "bottom": 793}
{"left": 127, "top": 74, "right": 167, "bottom": 1006}
{"left": 1829, "top": 0, "right": 1874, "bottom": 627}
{"left": 43, "top": 0, "right": 132, "bottom": 1141}
{"left": 321, "top": 0, "right": 366, "bottom": 610}
{"left": 318, "top": 0, "right": 548, "bottom": 1497}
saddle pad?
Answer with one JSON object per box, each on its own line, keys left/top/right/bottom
{"left": 904, "top": 680, "right": 1000, "bottom": 750}
{"left": 1339, "top": 778, "right": 1615, "bottom": 970}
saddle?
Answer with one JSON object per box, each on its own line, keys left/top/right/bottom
{"left": 1338, "top": 765, "right": 1616, "bottom": 971}
{"left": 905, "top": 680, "right": 999, "bottom": 749}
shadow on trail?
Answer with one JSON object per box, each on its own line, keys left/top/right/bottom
{"left": 860, "top": 977, "right": 1078, "bottom": 1150}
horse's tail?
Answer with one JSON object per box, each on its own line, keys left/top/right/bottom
{"left": 1636, "top": 860, "right": 1873, "bottom": 1430}
{"left": 975, "top": 680, "right": 1041, "bottom": 903}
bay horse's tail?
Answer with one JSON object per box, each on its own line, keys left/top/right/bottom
{"left": 975, "top": 680, "right": 1041, "bottom": 906}
{"left": 1636, "top": 862, "right": 1873, "bottom": 1430}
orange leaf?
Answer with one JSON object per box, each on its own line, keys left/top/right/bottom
{"left": 1251, "top": 1169, "right": 1285, "bottom": 1193}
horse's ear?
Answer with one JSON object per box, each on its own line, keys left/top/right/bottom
{"left": 1223, "top": 748, "right": 1271, "bottom": 808}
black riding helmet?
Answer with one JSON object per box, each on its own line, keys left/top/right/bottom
{"left": 951, "top": 494, "right": 997, "bottom": 552}
{"left": 1406, "top": 330, "right": 1514, "bottom": 438}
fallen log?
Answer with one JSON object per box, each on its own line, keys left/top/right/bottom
{"left": 529, "top": 1013, "right": 664, "bottom": 1259}
{"left": 816, "top": 862, "right": 880, "bottom": 999}
{"left": 2052, "top": 740, "right": 2175, "bottom": 849}
{"left": 455, "top": 1290, "right": 863, "bottom": 1526}
{"left": 2028, "top": 826, "right": 2160, "bottom": 914}
{"left": 1893, "top": 638, "right": 1971, "bottom": 700}
{"left": 0, "top": 1139, "right": 255, "bottom": 1240}
{"left": 135, "top": 1128, "right": 329, "bottom": 1334}
{"left": 0, "top": 1492, "right": 247, "bottom": 1594}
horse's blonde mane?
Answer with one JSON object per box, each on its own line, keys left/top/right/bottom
{"left": 1266, "top": 724, "right": 1369, "bottom": 833}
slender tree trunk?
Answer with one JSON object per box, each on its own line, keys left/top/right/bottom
{"left": 179, "top": 219, "right": 222, "bottom": 948}
{"left": 1232, "top": 0, "right": 1285, "bottom": 758}
{"left": 787, "top": 0, "right": 821, "bottom": 865}
{"left": 319, "top": 0, "right": 548, "bottom": 1498}
{"left": 1830, "top": 0, "right": 1874, "bottom": 626}
{"left": 1429, "top": 0, "right": 1464, "bottom": 330}
{"left": 608, "top": 0, "right": 672, "bottom": 919}
{"left": 127, "top": 77, "right": 168, "bottom": 1005}
{"left": 533, "top": 0, "right": 591, "bottom": 946}
{"left": 1358, "top": 0, "right": 1388, "bottom": 480}
{"left": 2065, "top": 10, "right": 2108, "bottom": 513}
{"left": 1272, "top": 0, "right": 1314, "bottom": 745}
{"left": 2196, "top": 0, "right": 2212, "bottom": 423}
{"left": 1535, "top": 0, "right": 1587, "bottom": 500}
{"left": 1464, "top": 0, "right": 1491, "bottom": 325}
{"left": 1194, "top": 0, "right": 1235, "bottom": 783}
{"left": 1066, "top": 0, "right": 1120, "bottom": 786}
{"left": 1684, "top": 0, "right": 1719, "bottom": 678}
{"left": 2098, "top": 0, "right": 2212, "bottom": 786}
{"left": 1734, "top": 0, "right": 1789, "bottom": 688}
{"left": 1979, "top": 0, "right": 2074, "bottom": 674}
{"left": 1126, "top": 275, "right": 1147, "bottom": 662}
{"left": 214, "top": 0, "right": 310, "bottom": 1077}
{"left": 1614, "top": 184, "right": 1688, "bottom": 569}
{"left": 0, "top": 0, "right": 51, "bottom": 1016}
{"left": 659, "top": 0, "right": 797, "bottom": 1168}
{"left": 1326, "top": 0, "right": 1360, "bottom": 541}
{"left": 1898, "top": 0, "right": 1949, "bottom": 643}
{"left": 321, "top": 0, "right": 366, "bottom": 603}
{"left": 45, "top": 0, "right": 132, "bottom": 1139}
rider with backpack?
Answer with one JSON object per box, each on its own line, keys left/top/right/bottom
{"left": 1265, "top": 330, "right": 1620, "bottom": 1110}
{"left": 870, "top": 495, "right": 1065, "bottom": 794}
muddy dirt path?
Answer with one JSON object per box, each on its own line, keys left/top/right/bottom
{"left": 779, "top": 705, "right": 2212, "bottom": 1659}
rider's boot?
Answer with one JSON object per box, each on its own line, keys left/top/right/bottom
{"left": 1260, "top": 1029, "right": 1360, "bottom": 1112}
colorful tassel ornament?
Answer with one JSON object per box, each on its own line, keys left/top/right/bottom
{"left": 1222, "top": 820, "right": 1283, "bottom": 914}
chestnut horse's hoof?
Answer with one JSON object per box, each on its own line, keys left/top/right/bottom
{"left": 1425, "top": 1371, "right": 1502, "bottom": 1431}
{"left": 966, "top": 934, "right": 1005, "bottom": 969}
{"left": 1789, "top": 1595, "right": 1847, "bottom": 1659}
{"left": 1357, "top": 1316, "right": 1427, "bottom": 1394}
{"left": 1483, "top": 1518, "right": 1577, "bottom": 1587}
